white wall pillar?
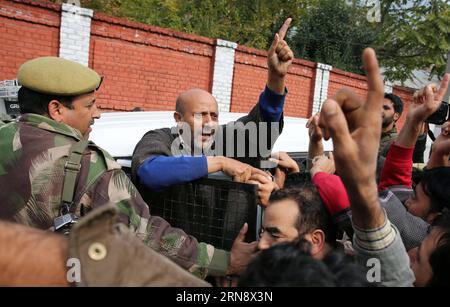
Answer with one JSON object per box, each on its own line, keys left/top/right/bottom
{"left": 59, "top": 3, "right": 93, "bottom": 66}
{"left": 384, "top": 80, "right": 394, "bottom": 94}
{"left": 312, "top": 63, "right": 332, "bottom": 114}
{"left": 211, "top": 39, "right": 238, "bottom": 112}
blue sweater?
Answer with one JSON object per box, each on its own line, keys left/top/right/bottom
{"left": 138, "top": 86, "right": 286, "bottom": 191}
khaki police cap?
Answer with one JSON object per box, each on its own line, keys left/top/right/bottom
{"left": 17, "top": 57, "right": 102, "bottom": 96}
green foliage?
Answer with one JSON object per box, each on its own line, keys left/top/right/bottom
{"left": 376, "top": 0, "right": 450, "bottom": 82}
{"left": 49, "top": 0, "right": 449, "bottom": 82}
{"left": 50, "top": 0, "right": 306, "bottom": 50}
{"left": 289, "top": 0, "right": 376, "bottom": 74}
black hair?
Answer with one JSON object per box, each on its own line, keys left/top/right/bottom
{"left": 384, "top": 93, "right": 404, "bottom": 115}
{"left": 18, "top": 87, "right": 75, "bottom": 115}
{"left": 239, "top": 240, "right": 371, "bottom": 287}
{"left": 269, "top": 185, "right": 338, "bottom": 246}
{"left": 428, "top": 212, "right": 450, "bottom": 287}
{"left": 411, "top": 167, "right": 424, "bottom": 187}
{"left": 284, "top": 171, "right": 311, "bottom": 188}
{"left": 420, "top": 167, "right": 450, "bottom": 214}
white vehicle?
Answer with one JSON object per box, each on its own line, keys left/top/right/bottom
{"left": 90, "top": 111, "right": 334, "bottom": 245}
{"left": 90, "top": 111, "right": 334, "bottom": 169}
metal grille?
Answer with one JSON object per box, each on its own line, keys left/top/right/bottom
{"left": 143, "top": 177, "right": 259, "bottom": 251}
{"left": 120, "top": 153, "right": 311, "bottom": 250}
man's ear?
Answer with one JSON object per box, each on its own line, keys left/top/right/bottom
{"left": 309, "top": 229, "right": 326, "bottom": 257}
{"left": 174, "top": 111, "right": 182, "bottom": 123}
{"left": 394, "top": 112, "right": 400, "bottom": 122}
{"left": 48, "top": 100, "right": 64, "bottom": 123}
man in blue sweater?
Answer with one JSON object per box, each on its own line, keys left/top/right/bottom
{"left": 131, "top": 19, "right": 294, "bottom": 192}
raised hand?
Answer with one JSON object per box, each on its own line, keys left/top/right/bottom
{"left": 310, "top": 153, "right": 335, "bottom": 178}
{"left": 267, "top": 18, "right": 294, "bottom": 93}
{"left": 269, "top": 152, "right": 300, "bottom": 174}
{"left": 410, "top": 74, "right": 450, "bottom": 123}
{"left": 396, "top": 74, "right": 450, "bottom": 149}
{"left": 269, "top": 152, "right": 300, "bottom": 189}
{"left": 247, "top": 173, "right": 279, "bottom": 207}
{"left": 307, "top": 114, "right": 325, "bottom": 169}
{"left": 307, "top": 114, "right": 324, "bottom": 143}
{"left": 318, "top": 48, "right": 385, "bottom": 229}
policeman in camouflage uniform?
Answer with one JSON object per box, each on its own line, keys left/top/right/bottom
{"left": 0, "top": 57, "right": 245, "bottom": 279}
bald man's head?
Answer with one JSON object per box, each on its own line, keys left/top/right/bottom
{"left": 175, "top": 89, "right": 218, "bottom": 115}
{"left": 174, "top": 89, "right": 219, "bottom": 150}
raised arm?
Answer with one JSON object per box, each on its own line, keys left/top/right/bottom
{"left": 306, "top": 114, "right": 325, "bottom": 171}
{"left": 253, "top": 18, "right": 294, "bottom": 124}
{"left": 396, "top": 74, "right": 449, "bottom": 149}
{"left": 378, "top": 74, "right": 450, "bottom": 190}
{"left": 230, "top": 19, "right": 294, "bottom": 163}
{"left": 318, "top": 48, "right": 414, "bottom": 286}
{"left": 267, "top": 18, "right": 294, "bottom": 95}
{"left": 319, "top": 48, "right": 385, "bottom": 230}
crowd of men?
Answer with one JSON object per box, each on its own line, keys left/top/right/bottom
{"left": 1, "top": 17, "right": 450, "bottom": 287}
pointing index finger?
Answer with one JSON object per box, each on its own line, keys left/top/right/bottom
{"left": 436, "top": 73, "right": 450, "bottom": 102}
{"left": 278, "top": 18, "right": 292, "bottom": 41}
{"left": 363, "top": 48, "right": 384, "bottom": 114}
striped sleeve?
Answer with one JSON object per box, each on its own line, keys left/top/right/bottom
{"left": 353, "top": 210, "right": 397, "bottom": 251}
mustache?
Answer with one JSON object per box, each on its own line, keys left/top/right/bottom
{"left": 203, "top": 128, "right": 215, "bottom": 134}
{"left": 196, "top": 126, "right": 216, "bottom": 134}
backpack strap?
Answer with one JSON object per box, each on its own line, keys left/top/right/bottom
{"left": 60, "top": 139, "right": 90, "bottom": 213}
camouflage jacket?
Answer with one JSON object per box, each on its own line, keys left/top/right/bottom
{"left": 0, "top": 114, "right": 229, "bottom": 278}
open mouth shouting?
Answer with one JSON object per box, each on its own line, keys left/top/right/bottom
{"left": 201, "top": 127, "right": 215, "bottom": 143}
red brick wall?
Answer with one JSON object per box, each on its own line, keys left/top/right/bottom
{"left": 284, "top": 59, "right": 316, "bottom": 118}
{"left": 90, "top": 13, "right": 215, "bottom": 111}
{"left": 0, "top": 0, "right": 416, "bottom": 119}
{"left": 231, "top": 47, "right": 268, "bottom": 114}
{"left": 231, "top": 46, "right": 315, "bottom": 118}
{"left": 328, "top": 68, "right": 368, "bottom": 100}
{"left": 0, "top": 0, "right": 60, "bottom": 79}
